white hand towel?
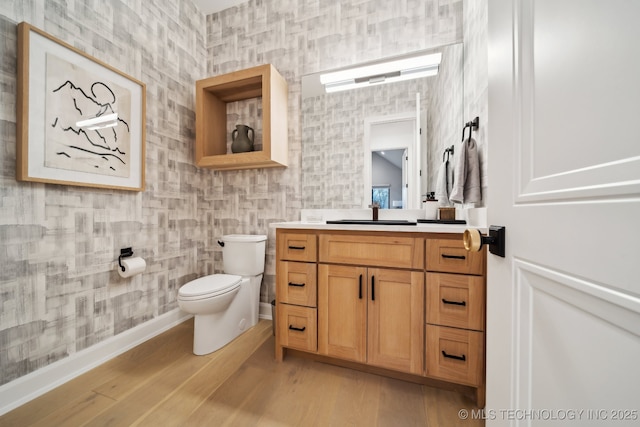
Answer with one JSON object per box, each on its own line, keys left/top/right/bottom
{"left": 450, "top": 137, "right": 482, "bottom": 204}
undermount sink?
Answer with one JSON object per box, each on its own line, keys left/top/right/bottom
{"left": 326, "top": 219, "right": 417, "bottom": 226}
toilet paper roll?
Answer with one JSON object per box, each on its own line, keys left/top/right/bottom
{"left": 118, "top": 257, "right": 146, "bottom": 278}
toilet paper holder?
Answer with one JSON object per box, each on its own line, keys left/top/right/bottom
{"left": 118, "top": 247, "right": 134, "bottom": 272}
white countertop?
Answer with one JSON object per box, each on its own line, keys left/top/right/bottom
{"left": 269, "top": 208, "right": 487, "bottom": 234}
{"left": 270, "top": 220, "right": 473, "bottom": 234}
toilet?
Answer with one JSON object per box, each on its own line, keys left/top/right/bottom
{"left": 178, "top": 234, "right": 266, "bottom": 355}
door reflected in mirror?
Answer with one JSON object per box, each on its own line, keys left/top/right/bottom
{"left": 367, "top": 113, "right": 416, "bottom": 208}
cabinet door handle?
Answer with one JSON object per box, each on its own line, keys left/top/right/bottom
{"left": 371, "top": 275, "right": 375, "bottom": 301}
{"left": 288, "top": 245, "right": 306, "bottom": 250}
{"left": 441, "top": 254, "right": 466, "bottom": 260}
{"left": 442, "top": 298, "right": 466, "bottom": 306}
{"left": 288, "top": 325, "right": 306, "bottom": 332}
{"left": 359, "top": 274, "right": 363, "bottom": 299}
{"left": 288, "top": 282, "right": 305, "bottom": 287}
{"left": 442, "top": 350, "right": 466, "bottom": 361}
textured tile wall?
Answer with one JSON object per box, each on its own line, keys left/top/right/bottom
{"left": 426, "top": 43, "right": 464, "bottom": 196}
{"left": 0, "top": 0, "right": 207, "bottom": 386}
{"left": 207, "top": 0, "right": 463, "bottom": 231}
{"left": 463, "top": 0, "right": 488, "bottom": 205}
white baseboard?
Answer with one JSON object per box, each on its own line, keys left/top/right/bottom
{"left": 0, "top": 309, "right": 192, "bottom": 416}
{"left": 258, "top": 301, "right": 274, "bottom": 320}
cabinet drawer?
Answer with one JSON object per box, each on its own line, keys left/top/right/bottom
{"left": 426, "top": 325, "right": 483, "bottom": 386}
{"left": 426, "top": 273, "right": 485, "bottom": 331}
{"left": 319, "top": 234, "right": 423, "bottom": 269}
{"left": 278, "top": 232, "right": 317, "bottom": 262}
{"left": 426, "top": 238, "right": 485, "bottom": 275}
{"left": 277, "top": 261, "right": 317, "bottom": 307}
{"left": 278, "top": 304, "right": 317, "bottom": 352}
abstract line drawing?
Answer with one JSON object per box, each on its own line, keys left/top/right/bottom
{"left": 45, "top": 53, "right": 132, "bottom": 178}
{"left": 17, "top": 22, "right": 145, "bottom": 191}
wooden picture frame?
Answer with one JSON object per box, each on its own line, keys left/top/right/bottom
{"left": 16, "top": 22, "right": 146, "bottom": 191}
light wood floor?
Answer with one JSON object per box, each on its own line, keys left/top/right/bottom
{"left": 1, "top": 319, "right": 484, "bottom": 426}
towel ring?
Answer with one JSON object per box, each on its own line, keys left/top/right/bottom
{"left": 462, "top": 116, "right": 479, "bottom": 142}
{"left": 443, "top": 145, "right": 454, "bottom": 162}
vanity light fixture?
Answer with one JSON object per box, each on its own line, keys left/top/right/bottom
{"left": 76, "top": 112, "right": 118, "bottom": 130}
{"left": 320, "top": 52, "right": 442, "bottom": 93}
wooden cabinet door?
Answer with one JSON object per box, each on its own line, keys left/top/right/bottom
{"left": 367, "top": 268, "right": 424, "bottom": 375}
{"left": 318, "top": 264, "right": 367, "bottom": 363}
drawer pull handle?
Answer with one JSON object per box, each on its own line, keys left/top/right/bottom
{"left": 288, "top": 282, "right": 305, "bottom": 287}
{"left": 288, "top": 245, "right": 306, "bottom": 250}
{"left": 442, "top": 350, "right": 466, "bottom": 361}
{"left": 288, "top": 325, "right": 306, "bottom": 332}
{"left": 359, "top": 274, "right": 363, "bottom": 299}
{"left": 441, "top": 254, "right": 466, "bottom": 260}
{"left": 442, "top": 298, "right": 466, "bottom": 306}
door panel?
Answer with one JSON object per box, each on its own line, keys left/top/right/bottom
{"left": 318, "top": 264, "right": 366, "bottom": 362}
{"left": 488, "top": 0, "right": 640, "bottom": 423}
{"left": 514, "top": 260, "right": 640, "bottom": 413}
{"left": 527, "top": 1, "right": 639, "bottom": 178}
{"left": 367, "top": 269, "right": 424, "bottom": 375}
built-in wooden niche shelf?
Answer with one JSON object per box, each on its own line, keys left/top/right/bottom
{"left": 195, "top": 64, "right": 288, "bottom": 170}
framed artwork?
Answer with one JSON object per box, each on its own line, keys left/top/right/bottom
{"left": 16, "top": 22, "right": 146, "bottom": 191}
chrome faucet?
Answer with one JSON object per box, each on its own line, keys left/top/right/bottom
{"left": 369, "top": 203, "right": 379, "bottom": 221}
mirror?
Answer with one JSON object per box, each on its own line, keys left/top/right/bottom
{"left": 301, "top": 42, "right": 463, "bottom": 210}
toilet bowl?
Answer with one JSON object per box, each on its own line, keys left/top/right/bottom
{"left": 178, "top": 234, "right": 266, "bottom": 355}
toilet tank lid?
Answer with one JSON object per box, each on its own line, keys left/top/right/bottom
{"left": 221, "top": 234, "right": 267, "bottom": 243}
{"left": 179, "top": 274, "right": 241, "bottom": 297}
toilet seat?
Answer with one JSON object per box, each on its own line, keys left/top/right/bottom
{"left": 178, "top": 274, "right": 242, "bottom": 301}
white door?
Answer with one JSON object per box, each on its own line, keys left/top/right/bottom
{"left": 402, "top": 148, "right": 408, "bottom": 208}
{"left": 364, "top": 114, "right": 418, "bottom": 209}
{"left": 416, "top": 92, "right": 424, "bottom": 206}
{"left": 487, "top": 1, "right": 640, "bottom": 426}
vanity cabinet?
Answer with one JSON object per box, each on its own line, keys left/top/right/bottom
{"left": 274, "top": 228, "right": 486, "bottom": 405}
{"left": 318, "top": 264, "right": 424, "bottom": 375}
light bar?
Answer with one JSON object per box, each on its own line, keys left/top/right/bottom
{"left": 323, "top": 66, "right": 439, "bottom": 93}
{"left": 320, "top": 52, "right": 442, "bottom": 93}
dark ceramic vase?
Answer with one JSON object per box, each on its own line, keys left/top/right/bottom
{"left": 231, "top": 124, "right": 255, "bottom": 153}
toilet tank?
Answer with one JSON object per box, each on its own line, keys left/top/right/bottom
{"left": 221, "top": 234, "right": 267, "bottom": 276}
